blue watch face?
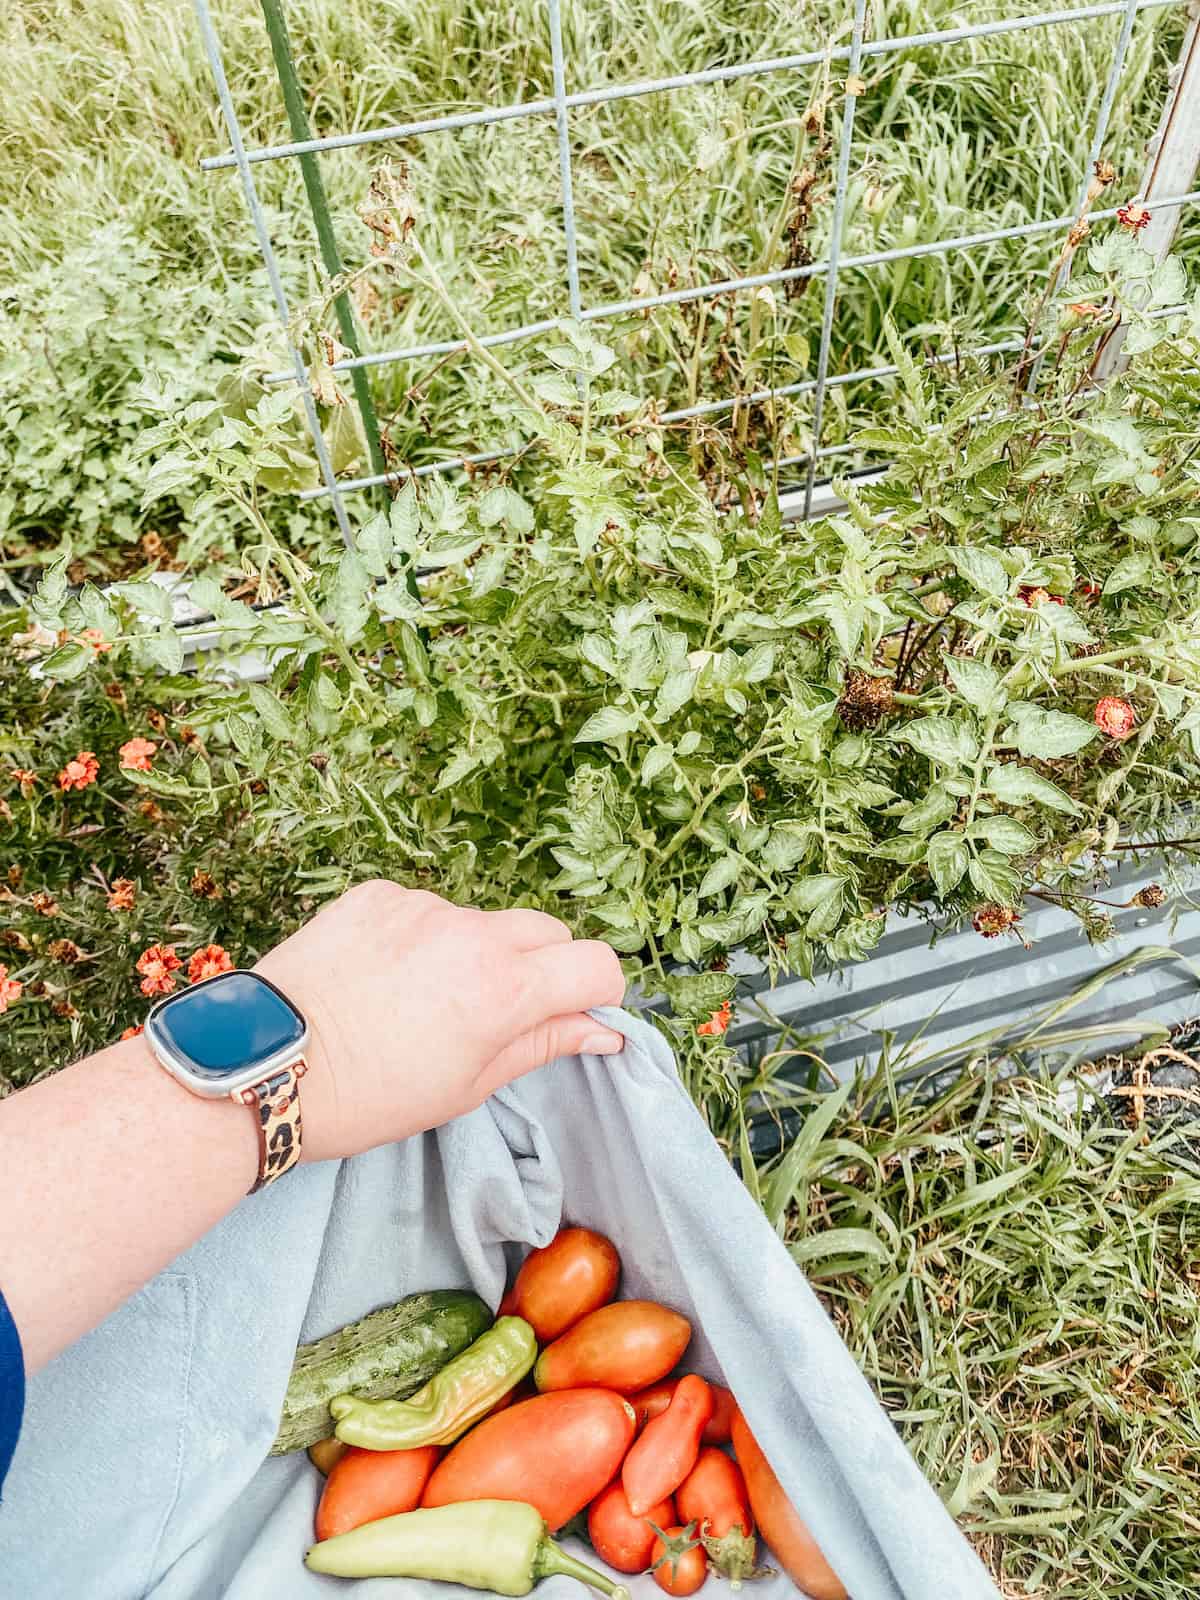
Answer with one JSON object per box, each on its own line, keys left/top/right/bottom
{"left": 152, "top": 971, "right": 306, "bottom": 1078}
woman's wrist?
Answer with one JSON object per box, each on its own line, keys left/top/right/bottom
{"left": 251, "top": 949, "right": 342, "bottom": 1165}
{"left": 114, "top": 1032, "right": 263, "bottom": 1191}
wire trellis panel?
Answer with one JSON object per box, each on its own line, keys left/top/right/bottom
{"left": 194, "top": 0, "right": 1200, "bottom": 535}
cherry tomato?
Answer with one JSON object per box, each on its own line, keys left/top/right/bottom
{"left": 730, "top": 1411, "right": 846, "bottom": 1600}
{"left": 502, "top": 1228, "right": 620, "bottom": 1342}
{"left": 314, "top": 1444, "right": 440, "bottom": 1541}
{"left": 676, "top": 1447, "right": 757, "bottom": 1583}
{"left": 534, "top": 1301, "right": 691, "bottom": 1395}
{"left": 622, "top": 1375, "right": 713, "bottom": 1515}
{"left": 422, "top": 1387, "right": 636, "bottom": 1531}
{"left": 630, "top": 1379, "right": 738, "bottom": 1445}
{"left": 587, "top": 1481, "right": 676, "bottom": 1574}
{"left": 650, "top": 1525, "right": 708, "bottom": 1596}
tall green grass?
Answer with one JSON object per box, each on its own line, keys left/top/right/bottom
{"left": 0, "top": 0, "right": 1192, "bottom": 570}
{"left": 758, "top": 1058, "right": 1200, "bottom": 1596}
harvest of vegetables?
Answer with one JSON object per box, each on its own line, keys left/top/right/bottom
{"left": 293, "top": 1226, "right": 844, "bottom": 1597}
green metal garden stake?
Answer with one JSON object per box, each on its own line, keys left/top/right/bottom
{"left": 258, "top": 0, "right": 389, "bottom": 489}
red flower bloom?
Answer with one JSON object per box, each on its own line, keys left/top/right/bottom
{"left": 136, "top": 943, "right": 182, "bottom": 997}
{"left": 120, "top": 1024, "right": 144, "bottom": 1041}
{"left": 107, "top": 878, "right": 136, "bottom": 912}
{"left": 973, "top": 904, "right": 1021, "bottom": 939}
{"left": 187, "top": 943, "right": 233, "bottom": 983}
{"left": 58, "top": 751, "right": 100, "bottom": 791}
{"left": 1076, "top": 581, "right": 1102, "bottom": 605}
{"left": 1094, "top": 696, "right": 1137, "bottom": 740}
{"left": 697, "top": 1000, "right": 733, "bottom": 1037}
{"left": 1018, "top": 587, "right": 1064, "bottom": 607}
{"left": 119, "top": 738, "right": 158, "bottom": 773}
{"left": 78, "top": 628, "right": 112, "bottom": 654}
{"left": 1116, "top": 202, "right": 1151, "bottom": 232}
{"left": 0, "top": 965, "right": 23, "bottom": 1014}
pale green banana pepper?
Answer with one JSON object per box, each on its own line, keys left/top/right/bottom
{"left": 330, "top": 1315, "right": 536, "bottom": 1449}
{"left": 305, "top": 1499, "right": 629, "bottom": 1597}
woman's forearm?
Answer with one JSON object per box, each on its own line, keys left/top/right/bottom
{"left": 0, "top": 1035, "right": 259, "bottom": 1374}
{"left": 0, "top": 882, "right": 626, "bottom": 1379}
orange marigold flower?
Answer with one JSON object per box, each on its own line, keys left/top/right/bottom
{"left": 697, "top": 1000, "right": 733, "bottom": 1037}
{"left": 78, "top": 628, "right": 112, "bottom": 654}
{"left": 1066, "top": 301, "right": 1104, "bottom": 320}
{"left": 9, "top": 768, "right": 37, "bottom": 791}
{"left": 30, "top": 890, "right": 59, "bottom": 916}
{"left": 973, "top": 904, "right": 1021, "bottom": 939}
{"left": 120, "top": 1024, "right": 144, "bottom": 1041}
{"left": 1095, "top": 695, "right": 1137, "bottom": 740}
{"left": 136, "top": 943, "right": 181, "bottom": 997}
{"left": 107, "top": 878, "right": 136, "bottom": 912}
{"left": 1116, "top": 202, "right": 1151, "bottom": 232}
{"left": 58, "top": 751, "right": 100, "bottom": 791}
{"left": 119, "top": 738, "right": 158, "bottom": 773}
{"left": 187, "top": 943, "right": 233, "bottom": 983}
{"left": 0, "top": 965, "right": 23, "bottom": 1013}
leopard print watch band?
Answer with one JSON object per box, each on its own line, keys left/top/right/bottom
{"left": 236, "top": 1061, "right": 306, "bottom": 1194}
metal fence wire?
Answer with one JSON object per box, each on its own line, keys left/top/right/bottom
{"left": 194, "top": 0, "right": 1200, "bottom": 541}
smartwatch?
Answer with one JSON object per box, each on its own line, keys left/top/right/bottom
{"left": 144, "top": 970, "right": 310, "bottom": 1194}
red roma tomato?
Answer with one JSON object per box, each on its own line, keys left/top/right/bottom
{"left": 650, "top": 1526, "right": 708, "bottom": 1596}
{"left": 422, "top": 1388, "right": 636, "bottom": 1532}
{"left": 631, "top": 1380, "right": 738, "bottom": 1445}
{"left": 704, "top": 1386, "right": 739, "bottom": 1445}
{"left": 534, "top": 1301, "right": 691, "bottom": 1395}
{"left": 730, "top": 1412, "right": 846, "bottom": 1600}
{"left": 503, "top": 1228, "right": 620, "bottom": 1342}
{"left": 676, "top": 1448, "right": 756, "bottom": 1583}
{"left": 314, "top": 1444, "right": 440, "bottom": 1542}
{"left": 622, "top": 1375, "right": 713, "bottom": 1515}
{"left": 587, "top": 1481, "right": 676, "bottom": 1574}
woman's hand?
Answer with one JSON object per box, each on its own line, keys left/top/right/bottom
{"left": 256, "top": 881, "right": 626, "bottom": 1163}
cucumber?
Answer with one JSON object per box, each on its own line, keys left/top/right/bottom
{"left": 272, "top": 1288, "right": 493, "bottom": 1455}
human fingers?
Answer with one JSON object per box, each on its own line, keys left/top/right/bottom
{"left": 510, "top": 940, "right": 625, "bottom": 1033}
{"left": 485, "top": 907, "right": 575, "bottom": 950}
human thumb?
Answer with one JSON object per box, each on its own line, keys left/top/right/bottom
{"left": 472, "top": 1011, "right": 625, "bottom": 1100}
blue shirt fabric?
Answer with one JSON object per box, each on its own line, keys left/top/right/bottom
{"left": 0, "top": 1288, "right": 23, "bottom": 1495}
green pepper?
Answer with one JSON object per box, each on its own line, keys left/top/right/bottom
{"left": 305, "top": 1499, "right": 630, "bottom": 1597}
{"left": 331, "top": 1315, "right": 537, "bottom": 1450}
